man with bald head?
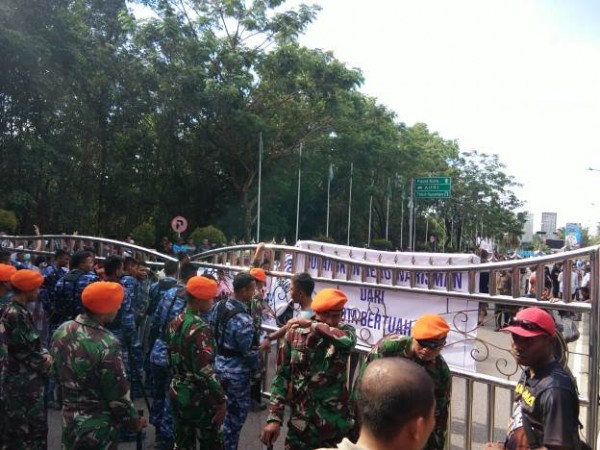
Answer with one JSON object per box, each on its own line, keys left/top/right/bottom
{"left": 318, "top": 358, "right": 436, "bottom": 450}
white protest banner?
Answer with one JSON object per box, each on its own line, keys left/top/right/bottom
{"left": 294, "top": 240, "right": 480, "bottom": 292}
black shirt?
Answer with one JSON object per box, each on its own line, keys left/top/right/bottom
{"left": 515, "top": 360, "right": 580, "bottom": 448}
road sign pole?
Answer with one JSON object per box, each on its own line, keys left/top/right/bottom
{"left": 408, "top": 179, "right": 414, "bottom": 251}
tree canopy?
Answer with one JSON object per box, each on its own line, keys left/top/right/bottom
{"left": 0, "top": 0, "right": 527, "bottom": 251}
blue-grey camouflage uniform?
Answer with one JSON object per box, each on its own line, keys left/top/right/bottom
{"left": 213, "top": 298, "right": 259, "bottom": 450}
{"left": 52, "top": 269, "right": 99, "bottom": 330}
{"left": 148, "top": 283, "right": 186, "bottom": 446}
{"left": 107, "top": 275, "right": 144, "bottom": 397}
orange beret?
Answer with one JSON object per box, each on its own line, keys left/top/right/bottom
{"left": 187, "top": 276, "right": 218, "bottom": 301}
{"left": 312, "top": 288, "right": 347, "bottom": 313}
{"left": 250, "top": 268, "right": 267, "bottom": 283}
{"left": 82, "top": 282, "right": 124, "bottom": 314}
{"left": 0, "top": 264, "right": 17, "bottom": 282}
{"left": 10, "top": 269, "right": 43, "bottom": 292}
{"left": 411, "top": 314, "right": 450, "bottom": 340}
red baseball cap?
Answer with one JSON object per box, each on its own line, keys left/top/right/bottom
{"left": 502, "top": 307, "right": 555, "bottom": 337}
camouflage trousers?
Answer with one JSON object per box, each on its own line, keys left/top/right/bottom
{"left": 62, "top": 406, "right": 118, "bottom": 450}
{"left": 284, "top": 410, "right": 351, "bottom": 450}
{"left": 219, "top": 372, "right": 251, "bottom": 450}
{"left": 150, "top": 363, "right": 174, "bottom": 443}
{"left": 113, "top": 330, "right": 145, "bottom": 398}
{"left": 3, "top": 376, "right": 47, "bottom": 450}
{"left": 170, "top": 379, "right": 223, "bottom": 450}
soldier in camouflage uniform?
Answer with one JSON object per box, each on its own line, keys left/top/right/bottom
{"left": 0, "top": 263, "right": 17, "bottom": 449}
{"left": 248, "top": 267, "right": 268, "bottom": 410}
{"left": 149, "top": 264, "right": 197, "bottom": 449}
{"left": 39, "top": 249, "right": 70, "bottom": 340}
{"left": 107, "top": 257, "right": 145, "bottom": 399}
{"left": 167, "top": 275, "right": 226, "bottom": 450}
{"left": 51, "top": 250, "right": 99, "bottom": 409}
{"left": 50, "top": 281, "right": 147, "bottom": 449}
{"left": 354, "top": 313, "right": 451, "bottom": 450}
{"left": 1, "top": 269, "right": 50, "bottom": 450}
{"left": 213, "top": 272, "right": 259, "bottom": 450}
{"left": 261, "top": 288, "right": 357, "bottom": 450}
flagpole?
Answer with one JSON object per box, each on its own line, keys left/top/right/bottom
{"left": 400, "top": 190, "right": 404, "bottom": 250}
{"left": 347, "top": 162, "right": 353, "bottom": 246}
{"left": 385, "top": 178, "right": 391, "bottom": 241}
{"left": 295, "top": 142, "right": 303, "bottom": 243}
{"left": 257, "top": 132, "right": 263, "bottom": 242}
{"left": 326, "top": 164, "right": 332, "bottom": 237}
{"left": 367, "top": 172, "right": 374, "bottom": 248}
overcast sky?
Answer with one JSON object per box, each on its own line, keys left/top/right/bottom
{"left": 290, "top": 0, "right": 600, "bottom": 233}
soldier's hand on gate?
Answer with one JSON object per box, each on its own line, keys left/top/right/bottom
{"left": 42, "top": 354, "right": 53, "bottom": 370}
{"left": 212, "top": 403, "right": 226, "bottom": 426}
{"left": 259, "top": 338, "right": 272, "bottom": 353}
{"left": 130, "top": 416, "right": 148, "bottom": 432}
{"left": 483, "top": 442, "right": 505, "bottom": 450}
{"left": 260, "top": 421, "right": 280, "bottom": 446}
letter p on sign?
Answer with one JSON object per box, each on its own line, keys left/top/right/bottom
{"left": 171, "top": 216, "right": 188, "bottom": 234}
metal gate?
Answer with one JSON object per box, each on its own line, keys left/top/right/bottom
{"left": 3, "top": 235, "right": 598, "bottom": 449}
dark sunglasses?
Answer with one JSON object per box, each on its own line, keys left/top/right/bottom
{"left": 416, "top": 339, "right": 446, "bottom": 350}
{"left": 508, "top": 318, "right": 549, "bottom": 335}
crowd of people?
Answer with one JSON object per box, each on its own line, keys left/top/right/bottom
{"left": 0, "top": 238, "right": 591, "bottom": 450}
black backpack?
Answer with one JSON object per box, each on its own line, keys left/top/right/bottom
{"left": 52, "top": 269, "right": 84, "bottom": 323}
{"left": 213, "top": 299, "right": 247, "bottom": 358}
{"left": 147, "top": 278, "right": 178, "bottom": 316}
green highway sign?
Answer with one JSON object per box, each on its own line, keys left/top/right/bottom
{"left": 414, "top": 177, "right": 452, "bottom": 199}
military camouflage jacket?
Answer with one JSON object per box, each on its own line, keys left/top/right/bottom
{"left": 1, "top": 299, "right": 49, "bottom": 379}
{"left": 267, "top": 321, "right": 356, "bottom": 431}
{"left": 249, "top": 296, "right": 263, "bottom": 346}
{"left": 166, "top": 307, "right": 225, "bottom": 409}
{"left": 359, "top": 334, "right": 451, "bottom": 450}
{"left": 50, "top": 314, "right": 139, "bottom": 425}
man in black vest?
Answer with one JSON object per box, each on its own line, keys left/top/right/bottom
{"left": 485, "top": 307, "right": 582, "bottom": 450}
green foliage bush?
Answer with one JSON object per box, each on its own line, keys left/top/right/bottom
{"left": 190, "top": 225, "right": 227, "bottom": 247}
{"left": 131, "top": 223, "right": 156, "bottom": 248}
{"left": 372, "top": 238, "right": 393, "bottom": 251}
{"left": 0, "top": 209, "right": 17, "bottom": 233}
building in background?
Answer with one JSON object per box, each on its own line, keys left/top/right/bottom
{"left": 522, "top": 213, "right": 534, "bottom": 242}
{"left": 541, "top": 212, "right": 557, "bottom": 235}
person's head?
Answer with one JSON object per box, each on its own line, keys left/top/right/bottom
{"left": 311, "top": 288, "right": 347, "bottom": 327}
{"left": 502, "top": 307, "right": 555, "bottom": 368}
{"left": 233, "top": 272, "right": 256, "bottom": 302}
{"left": 249, "top": 268, "right": 267, "bottom": 289}
{"left": 54, "top": 249, "right": 70, "bottom": 268}
{"left": 0, "top": 263, "right": 17, "bottom": 294}
{"left": 71, "top": 250, "right": 94, "bottom": 272}
{"left": 0, "top": 250, "right": 11, "bottom": 265}
{"left": 104, "top": 255, "right": 124, "bottom": 279}
{"left": 177, "top": 251, "right": 190, "bottom": 265}
{"left": 290, "top": 272, "right": 314, "bottom": 306}
{"left": 186, "top": 275, "right": 218, "bottom": 313}
{"left": 10, "top": 269, "right": 44, "bottom": 302}
{"left": 123, "top": 256, "right": 139, "bottom": 274}
{"left": 82, "top": 281, "right": 124, "bottom": 324}
{"left": 163, "top": 260, "right": 178, "bottom": 277}
{"left": 357, "top": 358, "right": 435, "bottom": 450}
{"left": 411, "top": 314, "right": 450, "bottom": 362}
{"left": 180, "top": 263, "right": 198, "bottom": 283}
